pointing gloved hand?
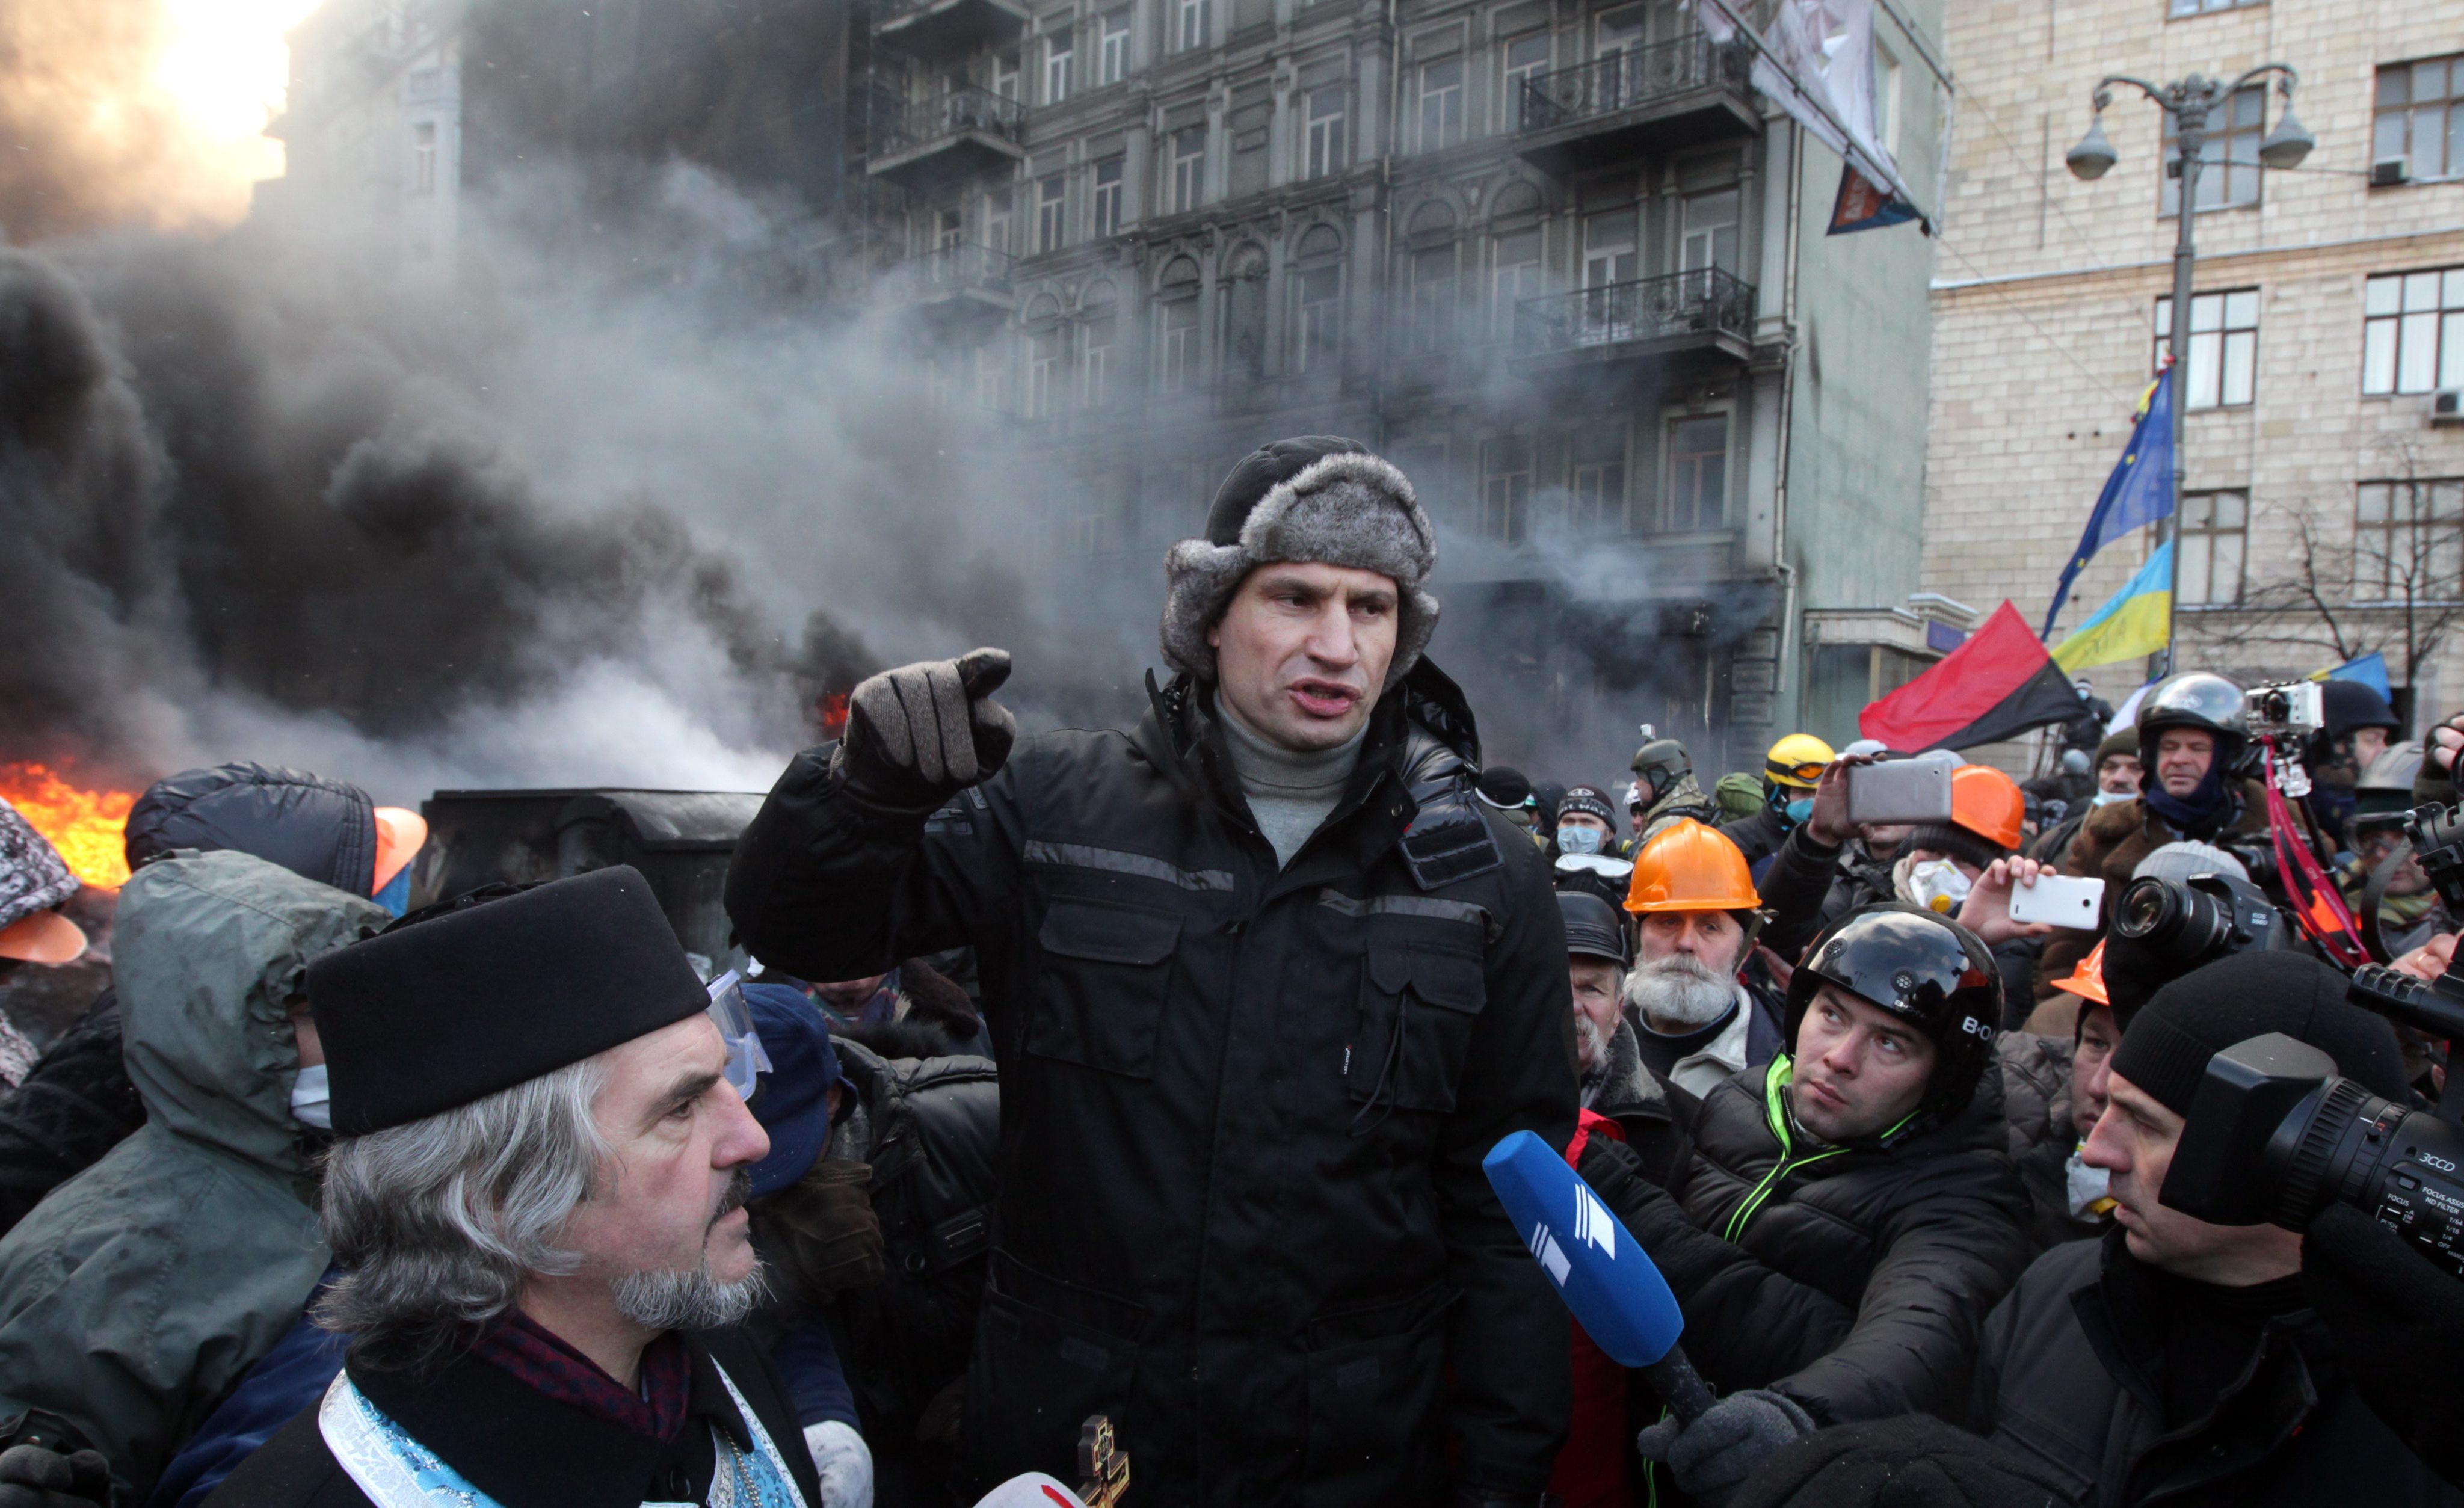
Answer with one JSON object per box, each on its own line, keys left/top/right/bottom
{"left": 761, "top": 1159, "right": 887, "bottom": 1304}
{"left": 2302, "top": 1202, "right": 2464, "bottom": 1488}
{"left": 1635, "top": 1390, "right": 1817, "bottom": 1508}
{"left": 837, "top": 648, "right": 1018, "bottom": 808}
{"left": 0, "top": 1445, "right": 112, "bottom": 1508}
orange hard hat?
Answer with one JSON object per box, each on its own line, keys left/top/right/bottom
{"left": 0, "top": 908, "right": 86, "bottom": 966}
{"left": 372, "top": 807, "right": 428, "bottom": 894}
{"left": 1951, "top": 764, "right": 2026, "bottom": 852}
{"left": 2050, "top": 938, "right": 2110, "bottom": 1007}
{"left": 1625, "top": 818, "right": 1760, "bottom": 913}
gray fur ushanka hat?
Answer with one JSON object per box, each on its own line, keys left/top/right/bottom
{"left": 1160, "top": 435, "right": 1440, "bottom": 688}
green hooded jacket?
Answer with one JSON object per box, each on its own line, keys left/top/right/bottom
{"left": 0, "top": 850, "right": 385, "bottom": 1498}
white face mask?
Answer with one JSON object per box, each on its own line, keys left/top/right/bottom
{"left": 1557, "top": 825, "right": 1606, "bottom": 856}
{"left": 1907, "top": 858, "right": 1973, "bottom": 914}
{"left": 2065, "top": 1145, "right": 2112, "bottom": 1219}
{"left": 2092, "top": 789, "right": 2134, "bottom": 807}
{"left": 291, "top": 1063, "right": 332, "bottom": 1130}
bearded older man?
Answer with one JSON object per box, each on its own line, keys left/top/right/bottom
{"left": 205, "top": 867, "right": 822, "bottom": 1508}
{"left": 1618, "top": 819, "right": 1782, "bottom": 1098}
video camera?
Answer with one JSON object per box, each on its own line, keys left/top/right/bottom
{"left": 2161, "top": 798, "right": 2464, "bottom": 1279}
{"left": 2244, "top": 680, "right": 2326, "bottom": 742}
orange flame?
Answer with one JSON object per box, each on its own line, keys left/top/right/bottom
{"left": 819, "top": 692, "right": 851, "bottom": 739}
{"left": 0, "top": 763, "right": 137, "bottom": 889}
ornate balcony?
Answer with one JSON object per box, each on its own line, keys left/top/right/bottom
{"left": 884, "top": 242, "right": 1015, "bottom": 325}
{"left": 1515, "top": 34, "right": 1757, "bottom": 174}
{"left": 868, "top": 87, "right": 1027, "bottom": 189}
{"left": 1514, "top": 268, "right": 1757, "bottom": 372}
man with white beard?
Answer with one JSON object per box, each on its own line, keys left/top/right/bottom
{"left": 1557, "top": 892, "right": 1690, "bottom": 1183}
{"left": 1619, "top": 820, "right": 1783, "bottom": 1099}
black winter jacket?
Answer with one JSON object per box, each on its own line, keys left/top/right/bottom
{"left": 1970, "top": 1230, "right": 2461, "bottom": 1508}
{"left": 0, "top": 997, "right": 143, "bottom": 1239}
{"left": 1717, "top": 808, "right": 1792, "bottom": 872}
{"left": 725, "top": 662, "right": 1577, "bottom": 1506}
{"left": 1578, "top": 1057, "right": 2031, "bottom": 1425}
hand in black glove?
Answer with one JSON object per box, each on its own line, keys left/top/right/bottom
{"left": 2302, "top": 1202, "right": 2464, "bottom": 1487}
{"left": 1636, "top": 1390, "right": 1817, "bottom": 1508}
{"left": 0, "top": 1446, "right": 112, "bottom": 1508}
{"left": 759, "top": 1159, "right": 886, "bottom": 1305}
{"left": 837, "top": 648, "right": 1017, "bottom": 807}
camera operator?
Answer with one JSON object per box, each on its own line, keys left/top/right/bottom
{"left": 2034, "top": 674, "right": 2270, "bottom": 1028}
{"left": 1968, "top": 952, "right": 2459, "bottom": 1506}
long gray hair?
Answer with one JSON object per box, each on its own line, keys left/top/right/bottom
{"left": 316, "top": 1056, "right": 609, "bottom": 1367}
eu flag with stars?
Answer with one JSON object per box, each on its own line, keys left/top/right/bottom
{"left": 2042, "top": 366, "right": 2175, "bottom": 639}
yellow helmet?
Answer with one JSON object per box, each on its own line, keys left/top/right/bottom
{"left": 1763, "top": 733, "right": 1836, "bottom": 790}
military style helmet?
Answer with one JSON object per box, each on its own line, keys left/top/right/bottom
{"left": 2136, "top": 672, "right": 2248, "bottom": 769}
{"left": 1784, "top": 905, "right": 2003, "bottom": 1119}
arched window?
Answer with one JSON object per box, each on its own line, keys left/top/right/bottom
{"left": 1080, "top": 279, "right": 1119, "bottom": 407}
{"left": 1489, "top": 183, "right": 1546, "bottom": 342}
{"left": 1290, "top": 228, "right": 1342, "bottom": 377}
{"left": 1405, "top": 199, "right": 1458, "bottom": 239}
{"left": 1157, "top": 256, "right": 1202, "bottom": 393}
{"left": 1489, "top": 180, "right": 1544, "bottom": 224}
{"left": 1402, "top": 203, "right": 1457, "bottom": 353}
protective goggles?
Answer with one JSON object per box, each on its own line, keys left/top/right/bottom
{"left": 704, "top": 970, "right": 774, "bottom": 1101}
{"left": 1766, "top": 759, "right": 1829, "bottom": 786}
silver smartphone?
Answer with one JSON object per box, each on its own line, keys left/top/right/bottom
{"left": 1844, "top": 750, "right": 1959, "bottom": 826}
{"left": 2007, "top": 874, "right": 2105, "bottom": 928}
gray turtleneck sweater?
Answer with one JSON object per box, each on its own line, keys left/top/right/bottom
{"left": 1217, "top": 701, "right": 1366, "bottom": 868}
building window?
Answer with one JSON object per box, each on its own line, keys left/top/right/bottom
{"left": 2155, "top": 289, "right": 2259, "bottom": 409}
{"left": 2161, "top": 85, "right": 2263, "bottom": 215}
{"left": 2356, "top": 479, "right": 2464, "bottom": 600}
{"left": 984, "top": 188, "right": 1012, "bottom": 253}
{"left": 1875, "top": 40, "right": 1903, "bottom": 157}
{"left": 410, "top": 122, "right": 437, "bottom": 194}
{"left": 2177, "top": 490, "right": 2247, "bottom": 605}
{"left": 1293, "top": 263, "right": 1342, "bottom": 375}
{"left": 1176, "top": 0, "right": 1209, "bottom": 52}
{"left": 1091, "top": 156, "right": 1124, "bottom": 237}
{"left": 935, "top": 207, "right": 964, "bottom": 251}
{"left": 2168, "top": 0, "right": 2262, "bottom": 15}
{"left": 1159, "top": 299, "right": 1200, "bottom": 392}
{"left": 1419, "top": 58, "right": 1465, "bottom": 152}
{"left": 1491, "top": 226, "right": 1542, "bottom": 339}
{"left": 2374, "top": 56, "right": 2462, "bottom": 180}
{"left": 1479, "top": 437, "right": 1533, "bottom": 543}
{"left": 1100, "top": 7, "right": 1132, "bottom": 83}
{"left": 1583, "top": 206, "right": 1638, "bottom": 288}
{"left": 1082, "top": 283, "right": 1119, "bottom": 407}
{"left": 1502, "top": 32, "right": 1551, "bottom": 131}
{"left": 975, "top": 339, "right": 1009, "bottom": 412}
{"left": 1405, "top": 244, "right": 1456, "bottom": 352}
{"left": 1044, "top": 28, "right": 1073, "bottom": 103}
{"left": 993, "top": 51, "right": 1021, "bottom": 100}
{"left": 2362, "top": 268, "right": 2464, "bottom": 396}
{"left": 1169, "top": 128, "right": 1205, "bottom": 213}
{"left": 1678, "top": 187, "right": 1739, "bottom": 279}
{"left": 1306, "top": 87, "right": 1346, "bottom": 177}
{"left": 1037, "top": 174, "right": 1067, "bottom": 253}
{"left": 1665, "top": 414, "right": 1728, "bottom": 531}
{"left": 1571, "top": 428, "right": 1627, "bottom": 532}
{"left": 1027, "top": 325, "right": 1068, "bottom": 417}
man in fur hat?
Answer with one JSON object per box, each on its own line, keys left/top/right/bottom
{"left": 729, "top": 436, "right": 1576, "bottom": 1507}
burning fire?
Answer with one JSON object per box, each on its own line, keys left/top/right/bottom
{"left": 0, "top": 764, "right": 137, "bottom": 889}
{"left": 818, "top": 692, "right": 851, "bottom": 739}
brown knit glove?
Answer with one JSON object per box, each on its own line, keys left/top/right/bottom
{"left": 761, "top": 1160, "right": 886, "bottom": 1302}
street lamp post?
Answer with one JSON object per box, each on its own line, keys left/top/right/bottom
{"left": 2065, "top": 67, "right": 2315, "bottom": 677}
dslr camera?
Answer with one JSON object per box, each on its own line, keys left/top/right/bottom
{"left": 2108, "top": 870, "right": 2291, "bottom": 971}
{"left": 2162, "top": 798, "right": 2464, "bottom": 1279}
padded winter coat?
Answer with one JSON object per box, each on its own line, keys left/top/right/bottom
{"left": 726, "top": 661, "right": 1577, "bottom": 1506}
{"left": 0, "top": 851, "right": 384, "bottom": 1498}
{"left": 1578, "top": 1056, "right": 2031, "bottom": 1426}
{"left": 1970, "top": 1230, "right": 2462, "bottom": 1508}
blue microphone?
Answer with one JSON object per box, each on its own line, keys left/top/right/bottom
{"left": 1484, "top": 1129, "right": 1717, "bottom": 1423}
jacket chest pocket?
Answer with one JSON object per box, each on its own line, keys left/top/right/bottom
{"left": 1348, "top": 942, "right": 1486, "bottom": 1115}
{"left": 1027, "top": 898, "right": 1183, "bottom": 1079}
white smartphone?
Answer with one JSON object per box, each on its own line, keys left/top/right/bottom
{"left": 2007, "top": 873, "right": 2104, "bottom": 929}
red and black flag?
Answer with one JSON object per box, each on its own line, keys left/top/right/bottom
{"left": 1859, "top": 602, "right": 2086, "bottom": 752}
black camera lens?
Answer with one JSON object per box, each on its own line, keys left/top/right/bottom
{"left": 2113, "top": 875, "right": 2232, "bottom": 958}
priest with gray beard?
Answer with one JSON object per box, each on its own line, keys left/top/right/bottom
{"left": 206, "top": 867, "right": 822, "bottom": 1508}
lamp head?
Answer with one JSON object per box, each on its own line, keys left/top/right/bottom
{"left": 2258, "top": 98, "right": 2314, "bottom": 170}
{"left": 2067, "top": 114, "right": 2119, "bottom": 181}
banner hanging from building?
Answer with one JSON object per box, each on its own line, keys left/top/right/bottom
{"left": 1691, "top": 0, "right": 1926, "bottom": 233}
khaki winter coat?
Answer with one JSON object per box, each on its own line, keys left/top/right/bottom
{"left": 0, "top": 851, "right": 384, "bottom": 1499}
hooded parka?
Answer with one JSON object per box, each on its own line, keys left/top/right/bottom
{"left": 726, "top": 661, "right": 1577, "bottom": 1505}
{"left": 1576, "top": 1056, "right": 2031, "bottom": 1425}
{"left": 0, "top": 850, "right": 385, "bottom": 1498}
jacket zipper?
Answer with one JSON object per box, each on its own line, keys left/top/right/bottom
{"left": 1722, "top": 1056, "right": 1847, "bottom": 1243}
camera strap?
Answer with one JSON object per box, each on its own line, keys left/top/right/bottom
{"left": 2259, "top": 740, "right": 2370, "bottom": 968}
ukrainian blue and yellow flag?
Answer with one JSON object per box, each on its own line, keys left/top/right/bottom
{"left": 2053, "top": 541, "right": 2172, "bottom": 672}
{"left": 2042, "top": 368, "right": 2176, "bottom": 639}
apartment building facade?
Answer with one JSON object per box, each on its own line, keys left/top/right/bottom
{"left": 861, "top": 0, "right": 1956, "bottom": 770}
{"left": 1929, "top": 0, "right": 2464, "bottom": 744}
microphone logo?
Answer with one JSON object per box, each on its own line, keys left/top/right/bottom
{"left": 1574, "top": 1187, "right": 1615, "bottom": 1258}
{"left": 1526, "top": 1221, "right": 1572, "bottom": 1286}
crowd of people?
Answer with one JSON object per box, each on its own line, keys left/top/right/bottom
{"left": 0, "top": 434, "right": 2456, "bottom": 1508}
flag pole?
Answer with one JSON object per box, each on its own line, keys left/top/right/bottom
{"left": 2157, "top": 140, "right": 2201, "bottom": 680}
